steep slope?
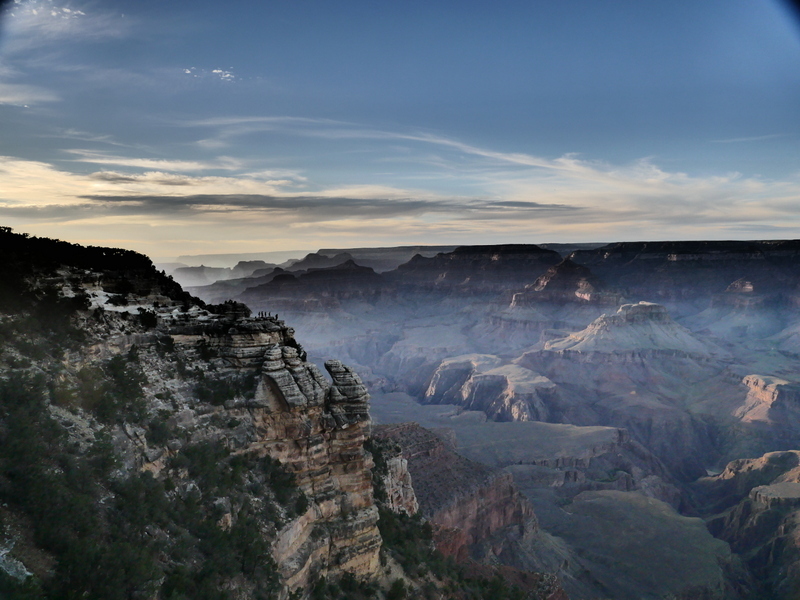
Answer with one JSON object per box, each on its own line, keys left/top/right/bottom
{"left": 372, "top": 423, "right": 536, "bottom": 562}
{"left": 541, "top": 302, "right": 722, "bottom": 357}
{"left": 0, "top": 253, "right": 382, "bottom": 597}
{"left": 696, "top": 451, "right": 800, "bottom": 600}
{"left": 385, "top": 244, "right": 562, "bottom": 294}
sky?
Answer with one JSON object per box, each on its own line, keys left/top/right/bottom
{"left": 0, "top": 0, "right": 799, "bottom": 260}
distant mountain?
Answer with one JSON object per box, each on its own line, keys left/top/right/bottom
{"left": 174, "top": 249, "right": 313, "bottom": 268}
{"left": 316, "top": 245, "right": 459, "bottom": 272}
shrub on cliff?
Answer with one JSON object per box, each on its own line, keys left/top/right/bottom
{"left": 74, "top": 354, "right": 147, "bottom": 423}
{"left": 0, "top": 372, "right": 298, "bottom": 600}
{"left": 193, "top": 371, "right": 258, "bottom": 405}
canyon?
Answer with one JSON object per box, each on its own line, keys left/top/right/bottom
{"left": 0, "top": 229, "right": 565, "bottom": 600}
{"left": 3, "top": 230, "right": 800, "bottom": 598}
{"left": 177, "top": 239, "right": 800, "bottom": 599}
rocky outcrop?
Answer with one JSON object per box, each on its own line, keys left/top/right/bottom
{"left": 750, "top": 482, "right": 800, "bottom": 509}
{"left": 695, "top": 451, "right": 800, "bottom": 514}
{"left": 424, "top": 354, "right": 557, "bottom": 422}
{"left": 381, "top": 453, "right": 419, "bottom": 516}
{"left": 699, "top": 451, "right": 800, "bottom": 600}
{"left": 81, "top": 307, "right": 384, "bottom": 592}
{"left": 510, "top": 259, "right": 622, "bottom": 306}
{"left": 186, "top": 320, "right": 382, "bottom": 588}
{"left": 372, "top": 423, "right": 535, "bottom": 560}
{"left": 541, "top": 302, "right": 718, "bottom": 359}
{"left": 736, "top": 375, "right": 800, "bottom": 426}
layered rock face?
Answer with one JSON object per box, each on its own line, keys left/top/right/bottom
{"left": 511, "top": 258, "right": 621, "bottom": 306}
{"left": 386, "top": 244, "right": 563, "bottom": 294}
{"left": 417, "top": 304, "right": 734, "bottom": 481}
{"left": 736, "top": 374, "right": 800, "bottom": 427}
{"left": 569, "top": 240, "right": 800, "bottom": 307}
{"left": 541, "top": 302, "right": 718, "bottom": 358}
{"left": 373, "top": 423, "right": 535, "bottom": 560}
{"left": 698, "top": 451, "right": 800, "bottom": 600}
{"left": 424, "top": 354, "right": 557, "bottom": 422}
{"left": 508, "top": 302, "right": 744, "bottom": 480}
{"left": 170, "top": 315, "right": 381, "bottom": 588}
{"left": 371, "top": 439, "right": 419, "bottom": 516}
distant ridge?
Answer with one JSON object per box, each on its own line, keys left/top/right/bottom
{"left": 173, "top": 250, "right": 313, "bottom": 267}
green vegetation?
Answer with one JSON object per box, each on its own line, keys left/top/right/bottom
{"left": 308, "top": 572, "right": 379, "bottom": 600}
{"left": 65, "top": 354, "right": 148, "bottom": 423}
{"left": 0, "top": 374, "right": 307, "bottom": 600}
{"left": 193, "top": 371, "right": 258, "bottom": 405}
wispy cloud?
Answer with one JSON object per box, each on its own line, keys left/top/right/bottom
{"left": 64, "top": 150, "right": 246, "bottom": 172}
{"left": 2, "top": 0, "right": 132, "bottom": 54}
{"left": 2, "top": 113, "right": 800, "bottom": 255}
{"left": 0, "top": 81, "right": 59, "bottom": 104}
{"left": 183, "top": 67, "right": 237, "bottom": 82}
{"left": 711, "top": 133, "right": 789, "bottom": 144}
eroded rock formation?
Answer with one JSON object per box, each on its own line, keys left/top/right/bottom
{"left": 424, "top": 354, "right": 557, "bottom": 422}
{"left": 736, "top": 374, "right": 800, "bottom": 426}
{"left": 698, "top": 451, "right": 800, "bottom": 600}
{"left": 168, "top": 315, "right": 381, "bottom": 588}
{"left": 372, "top": 422, "right": 536, "bottom": 561}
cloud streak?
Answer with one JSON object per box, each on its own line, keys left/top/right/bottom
{"left": 0, "top": 81, "right": 59, "bottom": 104}
{"left": 711, "top": 134, "right": 789, "bottom": 144}
{"left": 65, "top": 150, "right": 246, "bottom": 172}
{"left": 1, "top": 111, "right": 800, "bottom": 255}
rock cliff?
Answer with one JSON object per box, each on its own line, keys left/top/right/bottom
{"left": 510, "top": 258, "right": 622, "bottom": 306}
{"left": 424, "top": 354, "right": 557, "bottom": 422}
{"left": 541, "top": 302, "right": 719, "bottom": 358}
{"left": 698, "top": 451, "right": 800, "bottom": 600}
{"left": 736, "top": 374, "right": 800, "bottom": 427}
{"left": 372, "top": 423, "right": 536, "bottom": 561}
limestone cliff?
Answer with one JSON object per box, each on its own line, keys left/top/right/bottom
{"left": 373, "top": 423, "right": 536, "bottom": 561}
{"left": 11, "top": 300, "right": 382, "bottom": 596}
{"left": 151, "top": 315, "right": 383, "bottom": 590}
{"left": 698, "top": 451, "right": 800, "bottom": 600}
{"left": 736, "top": 374, "right": 800, "bottom": 427}
{"left": 424, "top": 354, "right": 557, "bottom": 422}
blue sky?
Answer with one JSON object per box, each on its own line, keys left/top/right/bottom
{"left": 0, "top": 0, "right": 798, "bottom": 259}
